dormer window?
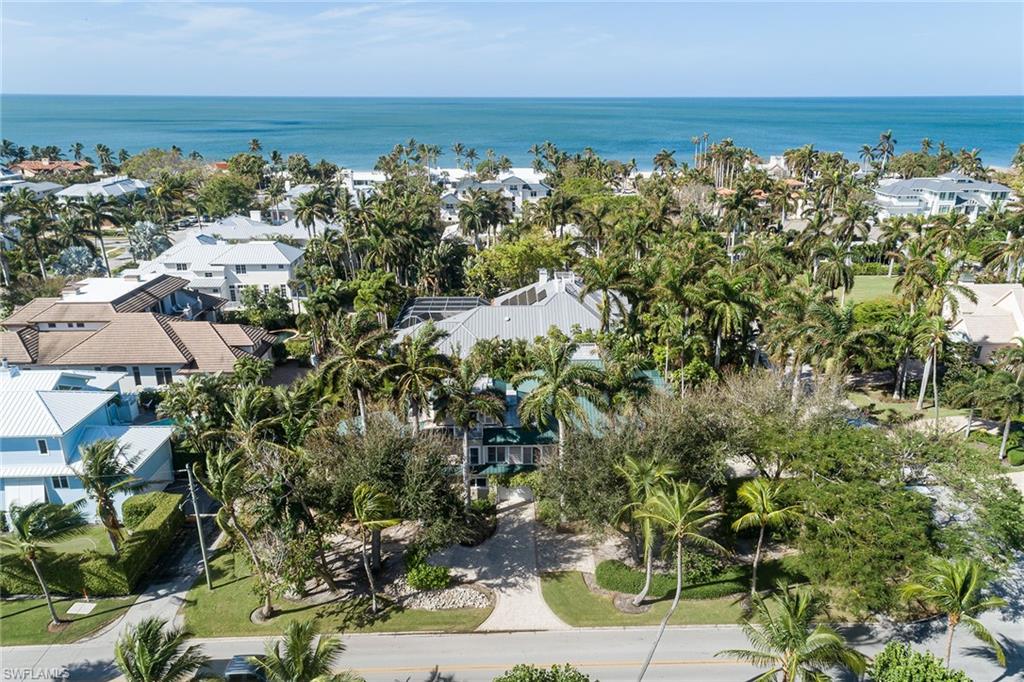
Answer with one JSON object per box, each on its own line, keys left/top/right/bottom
{"left": 37, "top": 439, "right": 48, "bottom": 455}
{"left": 235, "top": 265, "right": 247, "bottom": 274}
{"left": 175, "top": 263, "right": 188, "bottom": 271}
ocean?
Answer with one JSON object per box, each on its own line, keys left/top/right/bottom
{"left": 2, "top": 95, "right": 1021, "bottom": 169}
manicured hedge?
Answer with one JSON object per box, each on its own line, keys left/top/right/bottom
{"left": 122, "top": 495, "right": 158, "bottom": 530}
{"left": 0, "top": 492, "right": 184, "bottom": 597}
{"left": 595, "top": 559, "right": 750, "bottom": 600}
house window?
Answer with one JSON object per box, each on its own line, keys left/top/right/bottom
{"left": 260, "top": 264, "right": 267, "bottom": 270}
{"left": 235, "top": 264, "right": 247, "bottom": 274}
{"left": 155, "top": 367, "right": 173, "bottom": 385}
{"left": 530, "top": 191, "right": 538, "bottom": 197}
{"left": 175, "top": 263, "right": 188, "bottom": 271}
{"left": 67, "top": 323, "right": 75, "bottom": 328}
{"left": 472, "top": 477, "right": 488, "bottom": 488}
{"left": 37, "top": 439, "right": 49, "bottom": 455}
{"left": 279, "top": 285, "right": 288, "bottom": 297}
{"left": 52, "top": 476, "right": 70, "bottom": 489}
{"left": 132, "top": 366, "right": 142, "bottom": 386}
{"left": 229, "top": 286, "right": 237, "bottom": 302}
{"left": 469, "top": 447, "right": 480, "bottom": 465}
{"left": 486, "top": 446, "right": 506, "bottom": 464}
{"left": 76, "top": 322, "right": 85, "bottom": 328}
{"left": 263, "top": 284, "right": 269, "bottom": 294}
{"left": 205, "top": 272, "right": 213, "bottom": 277}
{"left": 523, "top": 447, "right": 542, "bottom": 465}
{"left": 47, "top": 322, "right": 56, "bottom": 328}
{"left": 278, "top": 264, "right": 285, "bottom": 269}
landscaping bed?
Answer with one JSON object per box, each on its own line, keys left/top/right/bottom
{"left": 183, "top": 551, "right": 492, "bottom": 637}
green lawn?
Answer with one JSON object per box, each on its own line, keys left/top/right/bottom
{"left": 182, "top": 551, "right": 492, "bottom": 637}
{"left": 541, "top": 572, "right": 745, "bottom": 627}
{"left": 1, "top": 525, "right": 113, "bottom": 556}
{"left": 842, "top": 275, "right": 896, "bottom": 304}
{"left": 0, "top": 596, "right": 136, "bottom": 645}
{"left": 848, "top": 389, "right": 967, "bottom": 419}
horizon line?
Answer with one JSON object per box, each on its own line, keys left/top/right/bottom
{"left": 3, "top": 93, "right": 1022, "bottom": 100}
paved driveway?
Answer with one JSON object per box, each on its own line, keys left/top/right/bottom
{"left": 433, "top": 498, "right": 568, "bottom": 631}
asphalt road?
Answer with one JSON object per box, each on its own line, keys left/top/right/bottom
{"left": 2, "top": 622, "right": 1017, "bottom": 682}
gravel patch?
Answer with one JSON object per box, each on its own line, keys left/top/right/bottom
{"left": 383, "top": 576, "right": 491, "bottom": 611}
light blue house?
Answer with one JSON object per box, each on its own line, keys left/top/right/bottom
{"left": 0, "top": 361, "right": 176, "bottom": 522}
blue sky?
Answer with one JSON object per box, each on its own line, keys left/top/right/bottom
{"left": 2, "top": 2, "right": 1021, "bottom": 97}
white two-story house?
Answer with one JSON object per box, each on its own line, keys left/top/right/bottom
{"left": 0, "top": 362, "right": 175, "bottom": 522}
{"left": 874, "top": 172, "right": 1014, "bottom": 223}
{"left": 440, "top": 168, "right": 551, "bottom": 222}
{"left": 127, "top": 235, "right": 304, "bottom": 310}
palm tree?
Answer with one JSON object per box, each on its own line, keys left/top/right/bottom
{"left": 114, "top": 617, "right": 210, "bottom": 682}
{"left": 513, "top": 335, "right": 603, "bottom": 463}
{"left": 914, "top": 315, "right": 950, "bottom": 430}
{"left": 983, "top": 369, "right": 1024, "bottom": 460}
{"left": 352, "top": 483, "right": 401, "bottom": 613}
{"left": 198, "top": 448, "right": 274, "bottom": 618}
{"left": 293, "top": 188, "right": 332, "bottom": 239}
{"left": 248, "top": 138, "right": 262, "bottom": 154}
{"left": 615, "top": 456, "right": 677, "bottom": 606}
{"left": 943, "top": 366, "right": 991, "bottom": 439}
{"left": 319, "top": 311, "right": 391, "bottom": 427}
{"left": 902, "top": 558, "right": 1007, "bottom": 667}
{"left": 718, "top": 586, "right": 867, "bottom": 681}
{"left": 433, "top": 359, "right": 506, "bottom": 509}
{"left": 458, "top": 188, "right": 488, "bottom": 250}
{"left": 635, "top": 482, "right": 725, "bottom": 681}
{"left": 732, "top": 479, "right": 802, "bottom": 595}
{"left": 876, "top": 129, "right": 897, "bottom": 172}
{"left": 653, "top": 149, "right": 677, "bottom": 175}
{"left": 382, "top": 321, "right": 451, "bottom": 435}
{"left": 578, "top": 256, "right": 633, "bottom": 332}
{"left": 701, "top": 268, "right": 756, "bottom": 369}
{"left": 812, "top": 244, "right": 854, "bottom": 305}
{"left": 0, "top": 503, "right": 87, "bottom": 625}
{"left": 76, "top": 194, "right": 117, "bottom": 275}
{"left": 805, "top": 301, "right": 880, "bottom": 379}
{"left": 252, "top": 620, "right": 360, "bottom": 682}
{"left": 77, "top": 438, "right": 144, "bottom": 557}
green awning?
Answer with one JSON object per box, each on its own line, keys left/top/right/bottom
{"left": 482, "top": 426, "right": 557, "bottom": 446}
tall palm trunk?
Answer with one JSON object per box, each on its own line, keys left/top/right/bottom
{"left": 356, "top": 387, "right": 368, "bottom": 431}
{"left": 751, "top": 525, "right": 766, "bottom": 596}
{"left": 633, "top": 522, "right": 654, "bottom": 606}
{"left": 932, "top": 346, "right": 940, "bottom": 433}
{"left": 228, "top": 511, "right": 274, "bottom": 616}
{"left": 916, "top": 353, "right": 933, "bottom": 410}
{"left": 945, "top": 617, "right": 959, "bottom": 665}
{"left": 999, "top": 415, "right": 1012, "bottom": 460}
{"left": 462, "top": 428, "right": 473, "bottom": 511}
{"left": 637, "top": 540, "right": 683, "bottom": 682}
{"left": 964, "top": 406, "right": 975, "bottom": 440}
{"left": 361, "top": 532, "right": 379, "bottom": 613}
{"left": 28, "top": 556, "right": 60, "bottom": 625}
{"left": 714, "top": 330, "right": 722, "bottom": 369}
{"left": 96, "top": 230, "right": 111, "bottom": 276}
{"left": 33, "top": 237, "right": 47, "bottom": 279}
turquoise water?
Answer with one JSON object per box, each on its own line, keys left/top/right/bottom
{"left": 2, "top": 95, "right": 1021, "bottom": 169}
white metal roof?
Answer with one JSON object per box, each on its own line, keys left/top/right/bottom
{"left": 211, "top": 241, "right": 303, "bottom": 265}
{"left": 0, "top": 366, "right": 124, "bottom": 391}
{"left": 0, "top": 389, "right": 116, "bottom": 437}
{"left": 76, "top": 425, "right": 175, "bottom": 467}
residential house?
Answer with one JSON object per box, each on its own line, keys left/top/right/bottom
{"left": 10, "top": 159, "right": 91, "bottom": 178}
{"left": 0, "top": 361, "right": 175, "bottom": 523}
{"left": 394, "top": 270, "right": 625, "bottom": 357}
{"left": 55, "top": 175, "right": 150, "bottom": 202}
{"left": 874, "top": 172, "right": 1014, "bottom": 222}
{"left": 440, "top": 168, "right": 551, "bottom": 222}
{"left": 267, "top": 182, "right": 317, "bottom": 223}
{"left": 0, "top": 278, "right": 275, "bottom": 392}
{"left": 126, "top": 235, "right": 304, "bottom": 309}
{"left": 187, "top": 213, "right": 311, "bottom": 245}
{"left": 949, "top": 283, "right": 1024, "bottom": 362}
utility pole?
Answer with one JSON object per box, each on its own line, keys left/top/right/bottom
{"left": 186, "top": 463, "right": 213, "bottom": 590}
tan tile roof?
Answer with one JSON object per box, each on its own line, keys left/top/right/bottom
{"left": 166, "top": 319, "right": 245, "bottom": 373}
{"left": 0, "top": 328, "right": 37, "bottom": 363}
{"left": 47, "top": 315, "right": 191, "bottom": 366}
{"left": 111, "top": 275, "right": 189, "bottom": 313}
{"left": 12, "top": 159, "right": 91, "bottom": 173}
{"left": 29, "top": 303, "right": 118, "bottom": 324}
{"left": 2, "top": 298, "right": 60, "bottom": 327}
{"left": 212, "top": 324, "right": 258, "bottom": 346}
{"left": 36, "top": 331, "right": 96, "bottom": 364}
